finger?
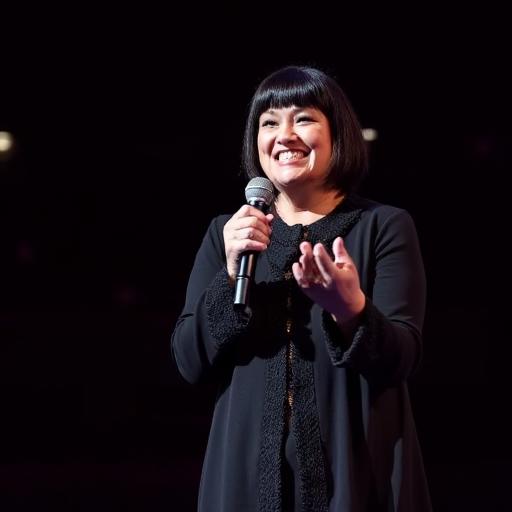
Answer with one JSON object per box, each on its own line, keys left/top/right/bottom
{"left": 313, "top": 243, "right": 337, "bottom": 284}
{"left": 301, "top": 255, "right": 322, "bottom": 283}
{"left": 233, "top": 239, "right": 269, "bottom": 255}
{"left": 299, "top": 242, "right": 316, "bottom": 278}
{"left": 299, "top": 241, "right": 313, "bottom": 256}
{"left": 332, "top": 237, "right": 350, "bottom": 263}
{"left": 292, "top": 261, "right": 317, "bottom": 288}
{"left": 236, "top": 227, "right": 270, "bottom": 245}
{"left": 232, "top": 216, "right": 272, "bottom": 237}
{"left": 302, "top": 242, "right": 325, "bottom": 282}
{"left": 233, "top": 204, "right": 272, "bottom": 224}
{"left": 292, "top": 261, "right": 307, "bottom": 286}
{"left": 299, "top": 242, "right": 322, "bottom": 287}
{"left": 267, "top": 214, "right": 274, "bottom": 234}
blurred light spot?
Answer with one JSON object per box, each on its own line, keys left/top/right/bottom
{"left": 0, "top": 131, "right": 14, "bottom": 153}
{"left": 362, "top": 128, "right": 378, "bottom": 142}
{"left": 0, "top": 131, "right": 16, "bottom": 162}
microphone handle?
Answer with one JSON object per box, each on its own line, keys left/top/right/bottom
{"left": 234, "top": 253, "right": 256, "bottom": 307}
{"left": 233, "top": 198, "right": 269, "bottom": 308}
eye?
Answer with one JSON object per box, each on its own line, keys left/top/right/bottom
{"left": 296, "top": 115, "right": 314, "bottom": 123}
{"left": 261, "top": 119, "right": 277, "bottom": 127}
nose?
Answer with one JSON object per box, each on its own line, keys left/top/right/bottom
{"left": 276, "top": 121, "right": 297, "bottom": 145}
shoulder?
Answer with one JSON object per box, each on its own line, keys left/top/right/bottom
{"left": 199, "top": 213, "right": 233, "bottom": 251}
{"left": 349, "top": 194, "right": 408, "bottom": 219}
{"left": 207, "top": 214, "right": 233, "bottom": 237}
{"left": 348, "top": 195, "right": 420, "bottom": 241}
{"left": 349, "top": 194, "right": 415, "bottom": 226}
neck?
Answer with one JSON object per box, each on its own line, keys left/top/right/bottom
{"left": 275, "top": 188, "right": 345, "bottom": 226}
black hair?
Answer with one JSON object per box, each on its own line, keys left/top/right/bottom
{"left": 242, "top": 66, "right": 368, "bottom": 194}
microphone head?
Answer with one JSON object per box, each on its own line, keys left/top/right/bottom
{"left": 245, "top": 177, "right": 274, "bottom": 206}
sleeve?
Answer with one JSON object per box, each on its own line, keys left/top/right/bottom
{"left": 171, "top": 216, "right": 252, "bottom": 384}
{"left": 322, "top": 208, "right": 426, "bottom": 386}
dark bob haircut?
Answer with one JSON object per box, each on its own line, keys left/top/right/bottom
{"left": 242, "top": 66, "right": 368, "bottom": 194}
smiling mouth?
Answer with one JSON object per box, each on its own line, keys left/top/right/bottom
{"left": 276, "top": 150, "right": 308, "bottom": 162}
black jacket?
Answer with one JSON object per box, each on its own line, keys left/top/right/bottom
{"left": 172, "top": 195, "right": 432, "bottom": 512}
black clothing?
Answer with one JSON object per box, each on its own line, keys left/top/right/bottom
{"left": 172, "top": 195, "right": 432, "bottom": 511}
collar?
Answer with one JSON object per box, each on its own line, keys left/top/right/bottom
{"left": 266, "top": 195, "right": 363, "bottom": 280}
{"left": 270, "top": 194, "right": 363, "bottom": 247}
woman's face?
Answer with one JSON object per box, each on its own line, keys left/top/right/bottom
{"left": 257, "top": 106, "right": 332, "bottom": 193}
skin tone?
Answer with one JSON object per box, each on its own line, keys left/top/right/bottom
{"left": 292, "top": 237, "right": 366, "bottom": 334}
{"left": 223, "top": 105, "right": 365, "bottom": 331}
{"left": 257, "top": 105, "right": 335, "bottom": 218}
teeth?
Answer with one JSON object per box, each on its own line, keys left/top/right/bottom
{"left": 278, "top": 151, "right": 305, "bottom": 162}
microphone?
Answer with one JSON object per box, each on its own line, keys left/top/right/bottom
{"left": 234, "top": 177, "right": 274, "bottom": 307}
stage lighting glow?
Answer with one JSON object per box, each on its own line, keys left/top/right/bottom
{"left": 0, "top": 131, "right": 14, "bottom": 153}
{"left": 362, "top": 128, "right": 378, "bottom": 142}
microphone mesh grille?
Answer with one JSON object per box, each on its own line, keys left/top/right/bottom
{"left": 245, "top": 177, "right": 274, "bottom": 205}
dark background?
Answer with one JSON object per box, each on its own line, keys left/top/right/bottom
{"left": 1, "top": 4, "right": 510, "bottom": 511}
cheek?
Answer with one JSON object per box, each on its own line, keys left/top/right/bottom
{"left": 257, "top": 133, "right": 271, "bottom": 154}
{"left": 256, "top": 141, "right": 268, "bottom": 166}
{"left": 311, "top": 135, "right": 332, "bottom": 160}
{"left": 309, "top": 127, "right": 330, "bottom": 147}
{"left": 258, "top": 151, "right": 272, "bottom": 174}
{"left": 257, "top": 137, "right": 274, "bottom": 166}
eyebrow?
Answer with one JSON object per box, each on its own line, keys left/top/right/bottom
{"left": 262, "top": 107, "right": 309, "bottom": 116}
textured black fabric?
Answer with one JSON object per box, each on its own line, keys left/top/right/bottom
{"left": 283, "top": 428, "right": 301, "bottom": 512}
{"left": 171, "top": 194, "right": 432, "bottom": 511}
{"left": 205, "top": 267, "right": 252, "bottom": 350}
{"left": 258, "top": 343, "right": 287, "bottom": 511}
{"left": 256, "top": 201, "right": 362, "bottom": 512}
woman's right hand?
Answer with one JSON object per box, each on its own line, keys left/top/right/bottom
{"left": 223, "top": 205, "right": 273, "bottom": 283}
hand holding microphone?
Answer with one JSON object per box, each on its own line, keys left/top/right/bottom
{"left": 222, "top": 177, "right": 274, "bottom": 307}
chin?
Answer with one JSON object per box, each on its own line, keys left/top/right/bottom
{"left": 275, "top": 172, "right": 308, "bottom": 188}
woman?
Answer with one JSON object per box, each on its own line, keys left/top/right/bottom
{"left": 171, "top": 66, "right": 432, "bottom": 511}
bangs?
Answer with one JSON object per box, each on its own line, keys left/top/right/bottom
{"left": 252, "top": 74, "right": 330, "bottom": 118}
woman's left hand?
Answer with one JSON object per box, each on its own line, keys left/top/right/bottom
{"left": 292, "top": 237, "right": 366, "bottom": 326}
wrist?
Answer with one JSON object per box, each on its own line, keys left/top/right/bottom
{"left": 331, "top": 291, "right": 366, "bottom": 329}
{"left": 223, "top": 265, "right": 236, "bottom": 287}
